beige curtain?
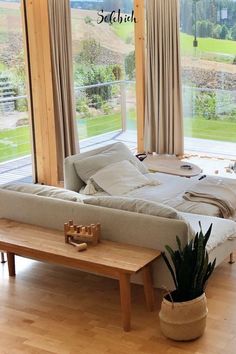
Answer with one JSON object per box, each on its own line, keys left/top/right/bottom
{"left": 144, "top": 0, "right": 184, "bottom": 156}
{"left": 48, "top": 0, "right": 78, "bottom": 180}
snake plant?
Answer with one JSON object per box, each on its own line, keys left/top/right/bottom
{"left": 162, "top": 223, "right": 216, "bottom": 302}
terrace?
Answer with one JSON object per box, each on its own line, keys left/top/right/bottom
{"left": 0, "top": 80, "right": 236, "bottom": 185}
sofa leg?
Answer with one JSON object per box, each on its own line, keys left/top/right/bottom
{"left": 1, "top": 252, "right": 6, "bottom": 264}
{"left": 229, "top": 253, "right": 235, "bottom": 264}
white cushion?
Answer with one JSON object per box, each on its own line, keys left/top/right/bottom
{"left": 90, "top": 160, "right": 157, "bottom": 196}
{"left": 181, "top": 212, "right": 236, "bottom": 251}
{"left": 1, "top": 183, "right": 84, "bottom": 203}
{"left": 84, "top": 195, "right": 182, "bottom": 219}
{"left": 73, "top": 142, "right": 148, "bottom": 184}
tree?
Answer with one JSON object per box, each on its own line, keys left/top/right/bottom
{"left": 206, "top": 21, "right": 214, "bottom": 37}
{"left": 76, "top": 39, "right": 101, "bottom": 66}
{"left": 212, "top": 24, "right": 222, "bottom": 39}
{"left": 231, "top": 24, "right": 236, "bottom": 40}
{"left": 220, "top": 25, "right": 228, "bottom": 39}
{"left": 125, "top": 51, "right": 135, "bottom": 80}
{"left": 197, "top": 21, "right": 208, "bottom": 37}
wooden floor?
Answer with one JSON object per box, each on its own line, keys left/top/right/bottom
{"left": 1, "top": 255, "right": 236, "bottom": 354}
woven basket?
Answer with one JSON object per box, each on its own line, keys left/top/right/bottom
{"left": 159, "top": 293, "right": 208, "bottom": 341}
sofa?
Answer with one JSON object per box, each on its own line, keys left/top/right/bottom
{"left": 0, "top": 143, "right": 236, "bottom": 289}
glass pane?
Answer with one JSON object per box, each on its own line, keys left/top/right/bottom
{"left": 180, "top": 0, "right": 236, "bottom": 157}
{"left": 70, "top": 1, "right": 137, "bottom": 150}
{"left": 0, "top": 0, "right": 32, "bottom": 184}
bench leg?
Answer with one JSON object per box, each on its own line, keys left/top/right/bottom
{"left": 7, "top": 253, "right": 15, "bottom": 277}
{"left": 142, "top": 264, "right": 155, "bottom": 312}
{"left": 229, "top": 253, "right": 235, "bottom": 264}
{"left": 1, "top": 252, "right": 6, "bottom": 264}
{"left": 119, "top": 273, "right": 131, "bottom": 332}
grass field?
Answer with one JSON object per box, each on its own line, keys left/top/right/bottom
{"left": 184, "top": 118, "right": 236, "bottom": 142}
{"left": 112, "top": 25, "right": 236, "bottom": 59}
{"left": 112, "top": 22, "right": 134, "bottom": 42}
{"left": 77, "top": 110, "right": 136, "bottom": 140}
{"left": 181, "top": 33, "right": 236, "bottom": 57}
{"left": 1, "top": 114, "right": 236, "bottom": 164}
{"left": 0, "top": 125, "right": 31, "bottom": 163}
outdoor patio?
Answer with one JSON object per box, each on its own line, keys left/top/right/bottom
{"left": 0, "top": 131, "right": 236, "bottom": 186}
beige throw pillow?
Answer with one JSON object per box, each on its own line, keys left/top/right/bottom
{"left": 73, "top": 142, "right": 148, "bottom": 184}
{"left": 84, "top": 196, "right": 181, "bottom": 219}
{"left": 90, "top": 160, "right": 157, "bottom": 196}
{"left": 1, "top": 183, "right": 84, "bottom": 203}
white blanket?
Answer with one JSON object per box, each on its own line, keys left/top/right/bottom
{"left": 84, "top": 172, "right": 236, "bottom": 219}
{"left": 126, "top": 173, "right": 221, "bottom": 217}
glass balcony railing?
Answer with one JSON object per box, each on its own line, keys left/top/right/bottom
{"left": 75, "top": 80, "right": 137, "bottom": 141}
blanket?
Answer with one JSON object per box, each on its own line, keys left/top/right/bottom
{"left": 183, "top": 177, "right": 236, "bottom": 219}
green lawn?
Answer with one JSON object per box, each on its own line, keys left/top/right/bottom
{"left": 77, "top": 110, "right": 136, "bottom": 140}
{"left": 1, "top": 115, "right": 235, "bottom": 164}
{"left": 0, "top": 125, "right": 31, "bottom": 163}
{"left": 180, "top": 33, "right": 236, "bottom": 57}
{"left": 112, "top": 22, "right": 134, "bottom": 42}
{"left": 185, "top": 118, "right": 236, "bottom": 142}
{"left": 112, "top": 27, "right": 236, "bottom": 58}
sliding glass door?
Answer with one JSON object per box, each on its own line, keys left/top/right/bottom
{"left": 70, "top": 0, "right": 137, "bottom": 150}
{"left": 180, "top": 0, "right": 236, "bottom": 157}
{"left": 0, "top": 0, "right": 32, "bottom": 184}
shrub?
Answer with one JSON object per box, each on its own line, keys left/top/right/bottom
{"left": 112, "top": 64, "right": 123, "bottom": 81}
{"left": 125, "top": 51, "right": 135, "bottom": 80}
{"left": 220, "top": 25, "right": 228, "bottom": 40}
{"left": 102, "top": 102, "right": 112, "bottom": 115}
{"left": 84, "top": 16, "right": 93, "bottom": 25}
{"left": 76, "top": 39, "right": 101, "bottom": 65}
{"left": 212, "top": 24, "right": 222, "bottom": 39}
{"left": 16, "top": 98, "right": 28, "bottom": 112}
{"left": 76, "top": 96, "right": 90, "bottom": 116}
{"left": 90, "top": 94, "right": 103, "bottom": 109}
{"left": 231, "top": 24, "right": 236, "bottom": 41}
{"left": 195, "top": 91, "right": 217, "bottom": 120}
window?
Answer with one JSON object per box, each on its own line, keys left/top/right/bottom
{"left": 70, "top": 0, "right": 137, "bottom": 150}
{"left": 0, "top": 0, "right": 32, "bottom": 184}
{"left": 180, "top": 0, "right": 236, "bottom": 157}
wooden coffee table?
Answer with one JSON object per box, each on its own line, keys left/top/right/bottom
{"left": 144, "top": 154, "right": 202, "bottom": 177}
{"left": 0, "top": 219, "right": 160, "bottom": 332}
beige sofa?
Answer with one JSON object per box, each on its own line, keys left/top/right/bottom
{"left": 1, "top": 143, "right": 235, "bottom": 288}
{"left": 1, "top": 185, "right": 236, "bottom": 289}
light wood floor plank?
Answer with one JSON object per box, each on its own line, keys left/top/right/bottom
{"left": 1, "top": 255, "right": 236, "bottom": 353}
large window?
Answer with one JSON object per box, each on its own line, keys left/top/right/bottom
{"left": 70, "top": 0, "right": 137, "bottom": 149}
{"left": 0, "top": 0, "right": 32, "bottom": 184}
{"left": 180, "top": 0, "right": 236, "bottom": 157}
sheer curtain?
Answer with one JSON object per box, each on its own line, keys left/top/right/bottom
{"left": 48, "top": 0, "right": 78, "bottom": 180}
{"left": 144, "top": 0, "right": 183, "bottom": 156}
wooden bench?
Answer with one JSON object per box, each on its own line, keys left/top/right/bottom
{"left": 0, "top": 219, "right": 161, "bottom": 331}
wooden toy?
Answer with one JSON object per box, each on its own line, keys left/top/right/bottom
{"left": 68, "top": 241, "right": 87, "bottom": 252}
{"left": 64, "top": 220, "right": 101, "bottom": 248}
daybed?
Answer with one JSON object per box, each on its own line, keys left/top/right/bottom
{"left": 0, "top": 142, "right": 236, "bottom": 289}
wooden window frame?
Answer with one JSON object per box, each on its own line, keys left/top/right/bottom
{"left": 21, "top": 0, "right": 146, "bottom": 185}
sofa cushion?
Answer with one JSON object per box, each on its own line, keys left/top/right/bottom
{"left": 84, "top": 196, "right": 184, "bottom": 220}
{"left": 1, "top": 183, "right": 84, "bottom": 203}
{"left": 90, "top": 160, "right": 159, "bottom": 196}
{"left": 73, "top": 142, "right": 148, "bottom": 184}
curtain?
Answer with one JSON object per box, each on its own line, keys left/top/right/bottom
{"left": 48, "top": 0, "right": 78, "bottom": 181}
{"left": 144, "top": 0, "right": 184, "bottom": 156}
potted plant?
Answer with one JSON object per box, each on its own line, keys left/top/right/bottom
{"left": 159, "top": 223, "right": 216, "bottom": 341}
